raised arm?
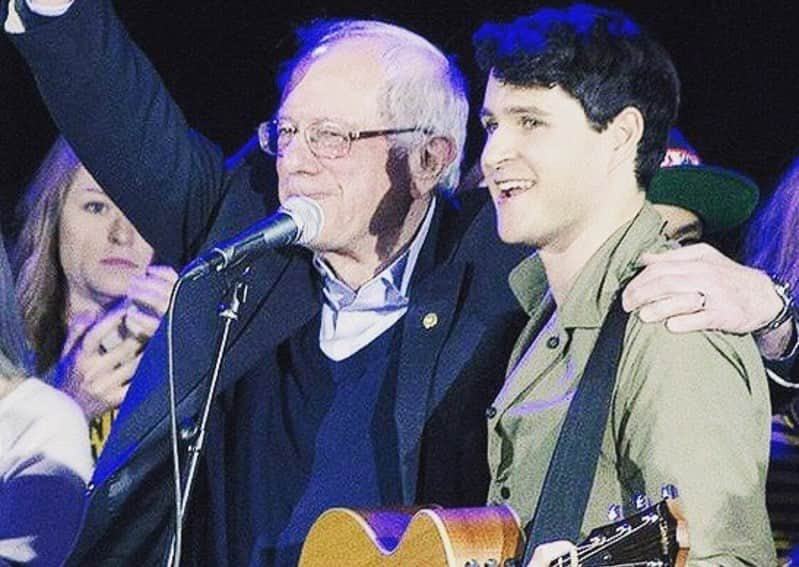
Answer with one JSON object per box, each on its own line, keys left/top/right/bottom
{"left": 622, "top": 243, "right": 797, "bottom": 362}
{"left": 5, "top": 0, "right": 231, "bottom": 267}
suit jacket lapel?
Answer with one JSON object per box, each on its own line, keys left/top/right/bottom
{"left": 395, "top": 260, "right": 467, "bottom": 503}
{"left": 393, "top": 197, "right": 473, "bottom": 503}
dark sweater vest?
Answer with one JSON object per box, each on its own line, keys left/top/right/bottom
{"left": 267, "top": 314, "right": 404, "bottom": 566}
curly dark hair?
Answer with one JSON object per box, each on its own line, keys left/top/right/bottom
{"left": 473, "top": 3, "right": 680, "bottom": 189}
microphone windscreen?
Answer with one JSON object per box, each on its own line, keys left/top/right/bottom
{"left": 280, "top": 196, "right": 324, "bottom": 245}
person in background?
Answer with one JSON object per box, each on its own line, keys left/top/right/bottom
{"left": 0, "top": 226, "right": 92, "bottom": 566}
{"left": 13, "top": 136, "right": 178, "bottom": 461}
{"left": 743, "top": 155, "right": 799, "bottom": 376}
{"left": 647, "top": 128, "right": 758, "bottom": 244}
{"left": 739, "top": 158, "right": 799, "bottom": 563}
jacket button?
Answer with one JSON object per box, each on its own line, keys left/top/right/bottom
{"left": 485, "top": 406, "right": 497, "bottom": 419}
{"left": 546, "top": 336, "right": 560, "bottom": 349}
{"left": 500, "top": 486, "right": 511, "bottom": 499}
{"left": 422, "top": 312, "right": 439, "bottom": 329}
{"left": 180, "top": 419, "right": 199, "bottom": 441}
{"left": 85, "top": 482, "right": 95, "bottom": 497}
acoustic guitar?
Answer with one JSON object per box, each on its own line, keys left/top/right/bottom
{"left": 299, "top": 497, "right": 688, "bottom": 566}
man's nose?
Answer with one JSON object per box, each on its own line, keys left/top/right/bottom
{"left": 278, "top": 132, "right": 321, "bottom": 175}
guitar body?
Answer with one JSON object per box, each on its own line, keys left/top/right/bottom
{"left": 299, "top": 505, "right": 523, "bottom": 567}
{"left": 299, "top": 497, "right": 688, "bottom": 566}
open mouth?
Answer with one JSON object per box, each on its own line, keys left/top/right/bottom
{"left": 494, "top": 180, "right": 534, "bottom": 202}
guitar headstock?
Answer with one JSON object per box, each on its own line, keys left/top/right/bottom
{"left": 550, "top": 486, "right": 689, "bottom": 567}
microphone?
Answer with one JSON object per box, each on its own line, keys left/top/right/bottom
{"left": 181, "top": 196, "right": 324, "bottom": 280}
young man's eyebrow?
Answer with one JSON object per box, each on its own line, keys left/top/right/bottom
{"left": 505, "top": 105, "right": 551, "bottom": 116}
{"left": 479, "top": 105, "right": 551, "bottom": 119}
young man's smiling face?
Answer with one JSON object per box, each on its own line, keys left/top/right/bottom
{"left": 479, "top": 76, "right": 616, "bottom": 252}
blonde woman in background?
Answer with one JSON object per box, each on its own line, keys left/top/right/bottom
{"left": 745, "top": 157, "right": 799, "bottom": 564}
{"left": 14, "top": 137, "right": 177, "bottom": 461}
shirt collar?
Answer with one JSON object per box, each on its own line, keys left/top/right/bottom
{"left": 509, "top": 201, "right": 670, "bottom": 329}
{"left": 313, "top": 197, "right": 437, "bottom": 311}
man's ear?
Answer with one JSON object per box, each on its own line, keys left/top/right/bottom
{"left": 608, "top": 106, "right": 644, "bottom": 171}
{"left": 411, "top": 136, "right": 456, "bottom": 195}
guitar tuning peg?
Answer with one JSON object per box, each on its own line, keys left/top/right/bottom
{"left": 632, "top": 492, "right": 651, "bottom": 511}
{"left": 607, "top": 503, "right": 623, "bottom": 521}
{"left": 660, "top": 484, "right": 679, "bottom": 500}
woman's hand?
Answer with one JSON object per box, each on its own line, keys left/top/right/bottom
{"left": 56, "top": 306, "right": 142, "bottom": 419}
{"left": 123, "top": 265, "right": 179, "bottom": 341}
{"left": 56, "top": 265, "right": 178, "bottom": 419}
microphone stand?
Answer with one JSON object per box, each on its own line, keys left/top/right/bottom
{"left": 166, "top": 277, "right": 249, "bottom": 567}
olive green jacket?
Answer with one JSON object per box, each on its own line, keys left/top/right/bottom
{"left": 487, "top": 202, "right": 776, "bottom": 565}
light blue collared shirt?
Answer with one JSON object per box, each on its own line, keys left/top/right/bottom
{"left": 313, "top": 198, "right": 436, "bottom": 361}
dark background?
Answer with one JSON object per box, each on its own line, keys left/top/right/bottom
{"left": 2, "top": 0, "right": 799, "bottom": 248}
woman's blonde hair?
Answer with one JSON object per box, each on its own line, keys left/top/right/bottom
{"left": 13, "top": 136, "right": 82, "bottom": 373}
{"left": 745, "top": 155, "right": 799, "bottom": 291}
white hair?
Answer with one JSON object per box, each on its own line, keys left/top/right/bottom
{"left": 285, "top": 20, "right": 469, "bottom": 190}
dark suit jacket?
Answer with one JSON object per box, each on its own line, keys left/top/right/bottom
{"left": 8, "top": 1, "right": 530, "bottom": 564}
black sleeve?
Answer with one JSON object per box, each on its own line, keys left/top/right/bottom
{"left": 8, "top": 0, "right": 234, "bottom": 267}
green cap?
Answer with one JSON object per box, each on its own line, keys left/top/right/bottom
{"left": 649, "top": 129, "right": 759, "bottom": 234}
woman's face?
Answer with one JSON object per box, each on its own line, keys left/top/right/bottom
{"left": 58, "top": 166, "right": 154, "bottom": 308}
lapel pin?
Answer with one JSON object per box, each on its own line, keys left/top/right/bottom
{"left": 422, "top": 312, "right": 439, "bottom": 329}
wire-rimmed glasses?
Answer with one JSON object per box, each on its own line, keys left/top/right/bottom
{"left": 258, "top": 118, "right": 429, "bottom": 159}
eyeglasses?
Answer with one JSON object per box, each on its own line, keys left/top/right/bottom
{"left": 258, "top": 118, "right": 429, "bottom": 159}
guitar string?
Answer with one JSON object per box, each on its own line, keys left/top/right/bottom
{"left": 552, "top": 517, "right": 674, "bottom": 566}
{"left": 557, "top": 540, "right": 670, "bottom": 567}
{"left": 565, "top": 540, "right": 669, "bottom": 567}
{"left": 575, "top": 519, "right": 655, "bottom": 560}
{"left": 553, "top": 557, "right": 667, "bottom": 567}
{"left": 599, "top": 562, "right": 667, "bottom": 566}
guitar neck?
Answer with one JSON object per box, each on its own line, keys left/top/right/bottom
{"left": 539, "top": 499, "right": 688, "bottom": 567}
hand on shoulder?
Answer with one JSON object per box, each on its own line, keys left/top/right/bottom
{"left": 622, "top": 243, "right": 782, "bottom": 334}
